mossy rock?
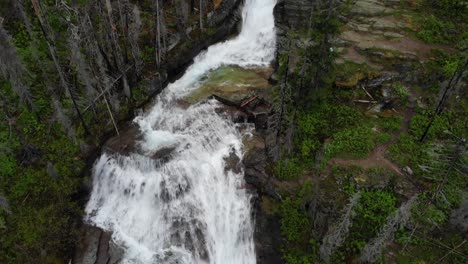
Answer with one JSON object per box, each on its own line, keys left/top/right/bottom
{"left": 335, "top": 60, "right": 379, "bottom": 88}
{"left": 185, "top": 65, "right": 272, "bottom": 103}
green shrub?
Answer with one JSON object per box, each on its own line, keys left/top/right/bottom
{"left": 375, "top": 133, "right": 392, "bottom": 145}
{"left": 422, "top": 0, "right": 468, "bottom": 21}
{"left": 392, "top": 83, "right": 409, "bottom": 104}
{"left": 275, "top": 158, "right": 303, "bottom": 181}
{"left": 279, "top": 198, "right": 310, "bottom": 242}
{"left": 417, "top": 15, "right": 456, "bottom": 44}
{"left": 346, "top": 189, "right": 397, "bottom": 253}
{"left": 408, "top": 111, "right": 450, "bottom": 141}
{"left": 380, "top": 116, "right": 403, "bottom": 134}
{"left": 283, "top": 252, "right": 314, "bottom": 264}
{"left": 325, "top": 125, "right": 375, "bottom": 160}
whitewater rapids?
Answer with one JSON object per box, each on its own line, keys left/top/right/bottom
{"left": 85, "top": 0, "right": 277, "bottom": 263}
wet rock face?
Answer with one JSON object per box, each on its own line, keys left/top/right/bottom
{"left": 208, "top": 0, "right": 243, "bottom": 27}
{"left": 274, "top": 0, "right": 315, "bottom": 29}
{"left": 253, "top": 197, "right": 284, "bottom": 264}
{"left": 73, "top": 225, "right": 124, "bottom": 264}
{"left": 242, "top": 131, "right": 283, "bottom": 263}
{"left": 103, "top": 124, "right": 141, "bottom": 155}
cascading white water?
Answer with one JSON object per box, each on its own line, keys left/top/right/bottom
{"left": 85, "top": 0, "right": 277, "bottom": 263}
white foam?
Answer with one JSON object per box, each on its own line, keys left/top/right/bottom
{"left": 85, "top": 1, "right": 277, "bottom": 263}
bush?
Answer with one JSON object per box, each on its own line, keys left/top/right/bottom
{"left": 392, "top": 83, "right": 409, "bottom": 104}
{"left": 422, "top": 0, "right": 468, "bottom": 21}
{"left": 275, "top": 158, "right": 303, "bottom": 181}
{"left": 380, "top": 116, "right": 403, "bottom": 134}
{"left": 345, "top": 190, "right": 397, "bottom": 254}
{"left": 325, "top": 125, "right": 375, "bottom": 160}
{"left": 408, "top": 111, "right": 450, "bottom": 141}
{"left": 417, "top": 15, "right": 456, "bottom": 44}
{"left": 279, "top": 198, "right": 310, "bottom": 242}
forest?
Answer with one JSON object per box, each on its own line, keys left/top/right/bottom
{"left": 0, "top": 0, "right": 227, "bottom": 262}
{"left": 0, "top": 0, "right": 467, "bottom": 263}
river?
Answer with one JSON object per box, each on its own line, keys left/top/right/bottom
{"left": 84, "top": 0, "right": 277, "bottom": 263}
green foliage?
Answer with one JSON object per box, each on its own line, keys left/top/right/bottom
{"left": 375, "top": 133, "right": 391, "bottom": 145}
{"left": 416, "top": 15, "right": 457, "bottom": 45}
{"left": 335, "top": 61, "right": 378, "bottom": 87}
{"left": 283, "top": 245, "right": 317, "bottom": 264}
{"left": 424, "top": 50, "right": 464, "bottom": 88}
{"left": 274, "top": 158, "right": 303, "bottom": 181}
{"left": 0, "top": 108, "right": 83, "bottom": 263}
{"left": 422, "top": 0, "right": 468, "bottom": 21}
{"left": 416, "top": 1, "right": 467, "bottom": 46}
{"left": 354, "top": 190, "right": 397, "bottom": 233}
{"left": 296, "top": 104, "right": 361, "bottom": 159}
{"left": 325, "top": 125, "right": 375, "bottom": 160}
{"left": 388, "top": 134, "right": 424, "bottom": 168}
{"left": 380, "top": 116, "right": 403, "bottom": 134}
{"left": 392, "top": 83, "right": 409, "bottom": 104}
{"left": 0, "top": 123, "right": 21, "bottom": 187}
{"left": 278, "top": 182, "right": 319, "bottom": 263}
{"left": 407, "top": 110, "right": 454, "bottom": 141}
{"left": 345, "top": 189, "right": 397, "bottom": 254}
{"left": 279, "top": 196, "right": 310, "bottom": 242}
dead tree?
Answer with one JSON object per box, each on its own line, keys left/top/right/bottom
{"left": 420, "top": 58, "right": 467, "bottom": 142}
{"left": 129, "top": 4, "right": 143, "bottom": 75}
{"left": 16, "top": 0, "right": 76, "bottom": 134}
{"left": 199, "top": 0, "right": 204, "bottom": 32}
{"left": 81, "top": 13, "right": 120, "bottom": 136}
{"left": 0, "top": 194, "right": 10, "bottom": 214}
{"left": 30, "top": 0, "right": 90, "bottom": 135}
{"left": 104, "top": 0, "right": 131, "bottom": 98}
{"left": 0, "top": 24, "right": 35, "bottom": 111}
{"left": 320, "top": 192, "right": 361, "bottom": 261}
{"left": 359, "top": 195, "right": 418, "bottom": 263}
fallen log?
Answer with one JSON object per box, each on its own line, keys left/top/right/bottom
{"left": 354, "top": 100, "right": 378, "bottom": 104}
{"left": 240, "top": 96, "right": 258, "bottom": 108}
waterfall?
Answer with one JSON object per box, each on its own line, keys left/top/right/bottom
{"left": 85, "top": 0, "right": 277, "bottom": 263}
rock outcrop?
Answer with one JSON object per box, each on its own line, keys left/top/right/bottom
{"left": 74, "top": 225, "right": 124, "bottom": 264}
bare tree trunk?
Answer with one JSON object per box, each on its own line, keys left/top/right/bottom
{"left": 83, "top": 13, "right": 120, "bottom": 136}
{"left": 129, "top": 4, "right": 143, "bottom": 75}
{"left": 104, "top": 0, "right": 131, "bottom": 98}
{"left": 31, "top": 0, "right": 90, "bottom": 136}
{"left": 420, "top": 59, "right": 467, "bottom": 142}
{"left": 0, "top": 22, "right": 35, "bottom": 112}
{"left": 155, "top": 0, "right": 161, "bottom": 67}
{"left": 199, "top": 0, "right": 204, "bottom": 32}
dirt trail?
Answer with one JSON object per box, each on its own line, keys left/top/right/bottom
{"left": 323, "top": 103, "right": 415, "bottom": 177}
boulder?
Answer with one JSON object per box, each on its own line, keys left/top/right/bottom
{"left": 351, "top": 0, "right": 393, "bottom": 16}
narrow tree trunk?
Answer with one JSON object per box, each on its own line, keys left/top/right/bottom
{"left": 31, "top": 0, "right": 90, "bottom": 135}
{"left": 420, "top": 59, "right": 467, "bottom": 142}
{"left": 156, "top": 0, "right": 161, "bottom": 67}
{"left": 199, "top": 0, "right": 204, "bottom": 32}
